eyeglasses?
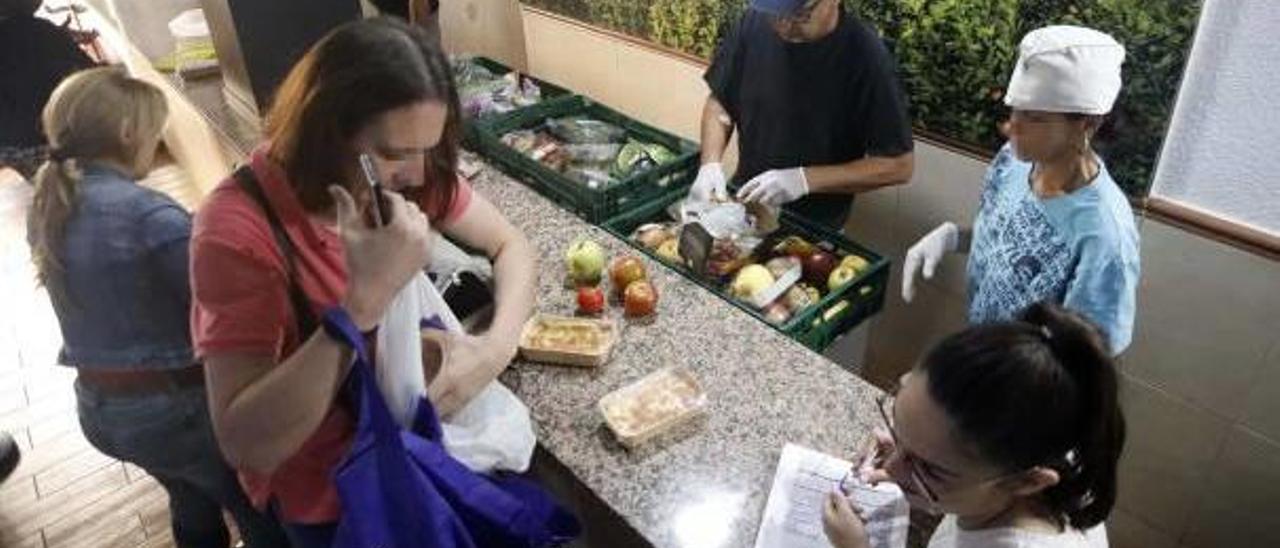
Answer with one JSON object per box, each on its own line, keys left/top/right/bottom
{"left": 873, "top": 394, "right": 942, "bottom": 504}
{"left": 857, "top": 392, "right": 1043, "bottom": 507}
{"left": 835, "top": 393, "right": 942, "bottom": 504}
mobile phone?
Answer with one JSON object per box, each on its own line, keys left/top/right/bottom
{"left": 358, "top": 153, "right": 391, "bottom": 227}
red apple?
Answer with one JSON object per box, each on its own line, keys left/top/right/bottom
{"left": 764, "top": 302, "right": 792, "bottom": 324}
{"left": 577, "top": 285, "right": 605, "bottom": 315}
{"left": 609, "top": 256, "right": 648, "bottom": 297}
{"left": 802, "top": 251, "right": 837, "bottom": 286}
{"left": 623, "top": 280, "right": 658, "bottom": 317}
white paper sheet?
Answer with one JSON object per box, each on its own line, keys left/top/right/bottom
{"left": 754, "top": 443, "right": 909, "bottom": 548}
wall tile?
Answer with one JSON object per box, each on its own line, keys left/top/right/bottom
{"left": 441, "top": 0, "right": 528, "bottom": 70}
{"left": 612, "top": 45, "right": 707, "bottom": 141}
{"left": 845, "top": 185, "right": 902, "bottom": 264}
{"left": 1182, "top": 426, "right": 1280, "bottom": 548}
{"left": 892, "top": 142, "right": 989, "bottom": 301}
{"left": 1115, "top": 374, "right": 1230, "bottom": 538}
{"left": 862, "top": 263, "right": 968, "bottom": 388}
{"left": 1108, "top": 508, "right": 1179, "bottom": 548}
{"left": 1125, "top": 220, "right": 1280, "bottom": 419}
{"left": 1241, "top": 340, "right": 1280, "bottom": 442}
{"left": 524, "top": 12, "right": 618, "bottom": 102}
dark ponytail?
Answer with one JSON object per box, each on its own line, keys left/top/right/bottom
{"left": 920, "top": 301, "right": 1125, "bottom": 530}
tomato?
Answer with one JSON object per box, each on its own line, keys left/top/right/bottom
{"left": 577, "top": 285, "right": 606, "bottom": 315}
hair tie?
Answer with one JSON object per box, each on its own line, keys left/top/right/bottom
{"left": 48, "top": 147, "right": 72, "bottom": 162}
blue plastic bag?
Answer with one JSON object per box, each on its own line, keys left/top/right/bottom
{"left": 325, "top": 308, "right": 580, "bottom": 548}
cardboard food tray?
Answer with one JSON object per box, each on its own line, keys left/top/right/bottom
{"left": 518, "top": 314, "right": 617, "bottom": 367}
{"left": 599, "top": 367, "right": 707, "bottom": 448}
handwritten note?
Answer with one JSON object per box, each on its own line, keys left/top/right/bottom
{"left": 754, "top": 443, "right": 909, "bottom": 548}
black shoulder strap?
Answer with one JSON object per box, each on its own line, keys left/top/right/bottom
{"left": 232, "top": 165, "right": 319, "bottom": 336}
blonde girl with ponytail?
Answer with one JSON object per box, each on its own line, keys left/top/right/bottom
{"left": 27, "top": 67, "right": 287, "bottom": 547}
{"left": 29, "top": 67, "right": 167, "bottom": 302}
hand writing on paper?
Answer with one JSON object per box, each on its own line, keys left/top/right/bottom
{"left": 823, "top": 490, "right": 871, "bottom": 548}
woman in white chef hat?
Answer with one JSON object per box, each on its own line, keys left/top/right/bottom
{"left": 901, "top": 25, "right": 1140, "bottom": 356}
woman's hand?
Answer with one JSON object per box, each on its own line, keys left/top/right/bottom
{"left": 822, "top": 491, "right": 871, "bottom": 548}
{"left": 422, "top": 330, "right": 515, "bottom": 416}
{"left": 331, "top": 185, "right": 433, "bottom": 330}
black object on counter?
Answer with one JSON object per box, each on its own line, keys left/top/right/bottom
{"left": 678, "top": 222, "right": 713, "bottom": 276}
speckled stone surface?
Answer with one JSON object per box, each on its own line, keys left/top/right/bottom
{"left": 467, "top": 153, "right": 887, "bottom": 548}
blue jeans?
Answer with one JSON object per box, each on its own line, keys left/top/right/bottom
{"left": 75, "top": 379, "right": 288, "bottom": 548}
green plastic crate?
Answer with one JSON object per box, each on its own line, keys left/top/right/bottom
{"left": 602, "top": 190, "right": 890, "bottom": 353}
{"left": 472, "top": 95, "right": 700, "bottom": 224}
{"left": 453, "top": 56, "right": 571, "bottom": 147}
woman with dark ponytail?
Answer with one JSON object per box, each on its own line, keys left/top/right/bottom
{"left": 822, "top": 301, "right": 1125, "bottom": 548}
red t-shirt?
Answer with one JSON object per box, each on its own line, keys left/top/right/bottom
{"left": 190, "top": 145, "right": 472, "bottom": 523}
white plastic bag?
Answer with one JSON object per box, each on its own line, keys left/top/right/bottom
{"left": 375, "top": 272, "right": 536, "bottom": 473}
{"left": 439, "top": 382, "right": 537, "bottom": 474}
{"left": 427, "top": 237, "right": 493, "bottom": 292}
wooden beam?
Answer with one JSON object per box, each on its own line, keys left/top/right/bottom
{"left": 1142, "top": 196, "right": 1280, "bottom": 262}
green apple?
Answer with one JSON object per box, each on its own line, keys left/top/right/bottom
{"left": 565, "top": 239, "right": 606, "bottom": 285}
{"left": 730, "top": 264, "right": 775, "bottom": 300}
{"left": 839, "top": 254, "right": 870, "bottom": 275}
{"left": 828, "top": 265, "right": 858, "bottom": 292}
{"left": 656, "top": 238, "right": 681, "bottom": 263}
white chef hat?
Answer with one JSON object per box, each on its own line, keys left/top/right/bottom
{"left": 1004, "top": 25, "right": 1126, "bottom": 115}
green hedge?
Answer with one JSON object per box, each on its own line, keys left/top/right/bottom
{"left": 523, "top": 0, "right": 1201, "bottom": 195}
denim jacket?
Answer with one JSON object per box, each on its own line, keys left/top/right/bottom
{"left": 43, "top": 164, "right": 194, "bottom": 369}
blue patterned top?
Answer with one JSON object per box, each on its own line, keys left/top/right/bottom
{"left": 967, "top": 144, "right": 1140, "bottom": 354}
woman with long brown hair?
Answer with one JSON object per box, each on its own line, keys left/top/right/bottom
{"left": 27, "top": 67, "right": 285, "bottom": 547}
{"left": 189, "top": 17, "right": 538, "bottom": 545}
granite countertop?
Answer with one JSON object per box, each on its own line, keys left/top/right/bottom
{"left": 467, "top": 153, "right": 886, "bottom": 548}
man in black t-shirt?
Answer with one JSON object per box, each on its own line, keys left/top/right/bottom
{"left": 691, "top": 0, "right": 914, "bottom": 230}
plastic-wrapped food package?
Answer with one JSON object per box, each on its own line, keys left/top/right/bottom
{"left": 546, "top": 118, "right": 628, "bottom": 145}
{"left": 562, "top": 143, "right": 623, "bottom": 164}
{"left": 502, "top": 117, "right": 677, "bottom": 190}
{"left": 453, "top": 58, "right": 544, "bottom": 119}
{"left": 599, "top": 367, "right": 707, "bottom": 448}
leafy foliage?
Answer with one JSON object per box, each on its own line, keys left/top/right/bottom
{"left": 523, "top": 0, "right": 1202, "bottom": 195}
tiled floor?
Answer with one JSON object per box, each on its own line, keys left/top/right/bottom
{"left": 0, "top": 163, "right": 204, "bottom": 548}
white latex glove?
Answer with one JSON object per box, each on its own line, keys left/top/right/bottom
{"left": 902, "top": 222, "right": 960, "bottom": 303}
{"left": 736, "top": 168, "right": 809, "bottom": 208}
{"left": 688, "top": 162, "right": 728, "bottom": 202}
